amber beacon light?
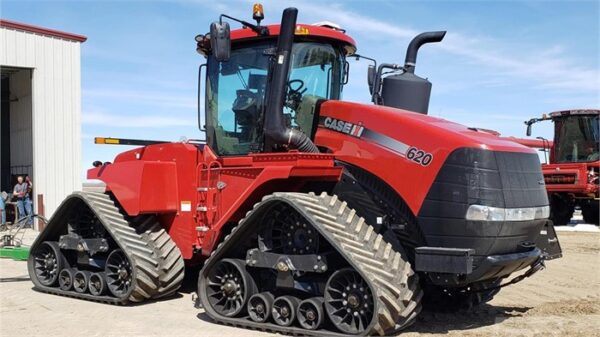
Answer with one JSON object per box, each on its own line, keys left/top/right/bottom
{"left": 253, "top": 3, "right": 264, "bottom": 24}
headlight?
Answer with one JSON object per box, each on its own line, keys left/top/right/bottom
{"left": 466, "top": 205, "right": 550, "bottom": 221}
{"left": 465, "top": 205, "right": 505, "bottom": 221}
{"left": 534, "top": 206, "right": 551, "bottom": 219}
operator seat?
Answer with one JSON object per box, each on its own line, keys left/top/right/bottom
{"left": 295, "top": 94, "right": 322, "bottom": 134}
{"left": 232, "top": 89, "right": 259, "bottom": 128}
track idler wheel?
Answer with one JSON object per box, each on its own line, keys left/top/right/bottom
{"left": 89, "top": 272, "right": 108, "bottom": 296}
{"left": 58, "top": 268, "right": 74, "bottom": 291}
{"left": 325, "top": 268, "right": 374, "bottom": 335}
{"left": 73, "top": 270, "right": 91, "bottom": 293}
{"left": 298, "top": 297, "right": 325, "bottom": 330}
{"left": 272, "top": 296, "right": 300, "bottom": 327}
{"left": 32, "top": 242, "right": 64, "bottom": 287}
{"left": 205, "top": 259, "right": 257, "bottom": 317}
{"left": 248, "top": 292, "right": 274, "bottom": 323}
{"left": 106, "top": 249, "right": 133, "bottom": 298}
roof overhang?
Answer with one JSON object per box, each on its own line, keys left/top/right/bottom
{"left": 0, "top": 19, "right": 87, "bottom": 42}
{"left": 230, "top": 24, "right": 356, "bottom": 55}
{"left": 198, "top": 23, "right": 356, "bottom": 57}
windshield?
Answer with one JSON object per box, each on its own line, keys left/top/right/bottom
{"left": 554, "top": 115, "right": 599, "bottom": 163}
{"left": 206, "top": 41, "right": 343, "bottom": 155}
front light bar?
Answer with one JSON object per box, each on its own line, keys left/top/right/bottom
{"left": 466, "top": 204, "right": 550, "bottom": 221}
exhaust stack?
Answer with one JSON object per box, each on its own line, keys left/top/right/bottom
{"left": 263, "top": 7, "right": 319, "bottom": 153}
{"left": 377, "top": 31, "right": 446, "bottom": 114}
{"left": 404, "top": 31, "right": 446, "bottom": 74}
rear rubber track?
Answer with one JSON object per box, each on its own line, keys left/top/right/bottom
{"left": 132, "top": 215, "right": 186, "bottom": 298}
{"left": 198, "top": 192, "right": 422, "bottom": 336}
{"left": 28, "top": 191, "right": 184, "bottom": 304}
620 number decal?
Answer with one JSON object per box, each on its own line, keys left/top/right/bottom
{"left": 406, "top": 147, "right": 433, "bottom": 166}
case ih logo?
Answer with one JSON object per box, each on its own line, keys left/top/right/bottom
{"left": 322, "top": 117, "right": 365, "bottom": 138}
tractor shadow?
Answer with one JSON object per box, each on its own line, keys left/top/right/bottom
{"left": 196, "top": 312, "right": 211, "bottom": 322}
{"left": 405, "top": 304, "right": 532, "bottom": 334}
{"left": 194, "top": 294, "right": 533, "bottom": 334}
{"left": 0, "top": 275, "right": 30, "bottom": 283}
{"left": 27, "top": 286, "right": 185, "bottom": 305}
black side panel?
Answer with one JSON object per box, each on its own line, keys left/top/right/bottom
{"left": 331, "top": 161, "right": 426, "bottom": 262}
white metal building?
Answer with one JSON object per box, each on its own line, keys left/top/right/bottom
{"left": 1, "top": 19, "right": 86, "bottom": 226}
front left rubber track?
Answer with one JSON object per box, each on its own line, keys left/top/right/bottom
{"left": 27, "top": 191, "right": 184, "bottom": 304}
{"left": 198, "top": 192, "right": 423, "bottom": 336}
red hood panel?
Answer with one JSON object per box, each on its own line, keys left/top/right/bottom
{"left": 314, "top": 100, "right": 537, "bottom": 214}
{"left": 319, "top": 101, "right": 534, "bottom": 154}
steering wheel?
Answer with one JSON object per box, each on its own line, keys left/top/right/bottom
{"left": 286, "top": 79, "right": 307, "bottom": 111}
{"left": 287, "top": 79, "right": 306, "bottom": 95}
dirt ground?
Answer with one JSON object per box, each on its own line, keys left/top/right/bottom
{"left": 1, "top": 231, "right": 598, "bottom": 337}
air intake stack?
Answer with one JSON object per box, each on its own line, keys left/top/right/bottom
{"left": 375, "top": 31, "right": 446, "bottom": 114}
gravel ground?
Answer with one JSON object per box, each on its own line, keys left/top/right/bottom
{"left": 0, "top": 230, "right": 598, "bottom": 337}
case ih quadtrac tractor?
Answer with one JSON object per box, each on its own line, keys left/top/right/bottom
{"left": 28, "top": 6, "right": 561, "bottom": 336}
{"left": 525, "top": 109, "right": 599, "bottom": 226}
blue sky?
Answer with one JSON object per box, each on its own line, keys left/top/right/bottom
{"left": 2, "top": 0, "right": 599, "bottom": 175}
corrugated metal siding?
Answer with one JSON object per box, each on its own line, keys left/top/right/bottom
{"left": 1, "top": 27, "right": 82, "bottom": 217}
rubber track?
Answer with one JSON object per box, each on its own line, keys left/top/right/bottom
{"left": 134, "top": 216, "right": 185, "bottom": 298}
{"left": 198, "top": 192, "right": 422, "bottom": 336}
{"left": 28, "top": 191, "right": 184, "bottom": 304}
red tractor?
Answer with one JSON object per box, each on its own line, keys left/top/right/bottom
{"left": 524, "top": 109, "right": 599, "bottom": 226}
{"left": 28, "top": 6, "right": 561, "bottom": 336}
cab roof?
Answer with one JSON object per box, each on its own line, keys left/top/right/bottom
{"left": 549, "top": 109, "right": 600, "bottom": 118}
{"left": 230, "top": 24, "right": 357, "bottom": 55}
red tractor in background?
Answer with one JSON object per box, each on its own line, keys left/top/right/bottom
{"left": 28, "top": 6, "right": 561, "bottom": 336}
{"left": 525, "top": 109, "right": 599, "bottom": 226}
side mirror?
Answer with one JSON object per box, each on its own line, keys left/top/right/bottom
{"left": 526, "top": 123, "right": 532, "bottom": 136}
{"left": 343, "top": 61, "right": 350, "bottom": 85}
{"left": 367, "top": 65, "right": 376, "bottom": 95}
{"left": 210, "top": 21, "right": 231, "bottom": 62}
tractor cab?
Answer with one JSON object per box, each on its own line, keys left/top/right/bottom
{"left": 526, "top": 109, "right": 600, "bottom": 163}
{"left": 551, "top": 110, "right": 599, "bottom": 163}
{"left": 196, "top": 10, "right": 356, "bottom": 156}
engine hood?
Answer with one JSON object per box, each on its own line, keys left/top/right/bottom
{"left": 314, "top": 100, "right": 539, "bottom": 214}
